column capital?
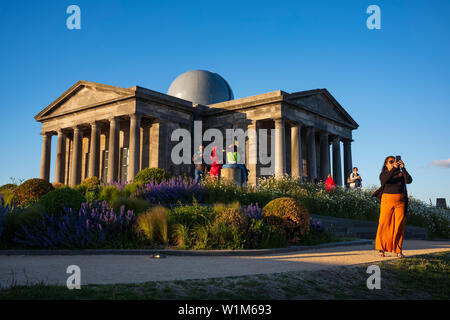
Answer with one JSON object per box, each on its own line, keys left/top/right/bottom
{"left": 332, "top": 135, "right": 341, "bottom": 143}
{"left": 40, "top": 131, "right": 52, "bottom": 137}
{"left": 342, "top": 138, "right": 354, "bottom": 144}
{"left": 291, "top": 120, "right": 303, "bottom": 127}
{"left": 129, "top": 113, "right": 142, "bottom": 120}
{"left": 273, "top": 117, "right": 284, "bottom": 124}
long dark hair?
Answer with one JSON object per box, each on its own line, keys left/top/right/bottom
{"left": 381, "top": 155, "right": 395, "bottom": 172}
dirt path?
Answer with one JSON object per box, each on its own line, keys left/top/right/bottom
{"left": 0, "top": 240, "right": 449, "bottom": 288}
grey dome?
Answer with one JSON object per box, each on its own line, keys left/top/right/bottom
{"left": 167, "top": 70, "right": 234, "bottom": 105}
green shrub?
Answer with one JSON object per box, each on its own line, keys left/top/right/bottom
{"left": 135, "top": 206, "right": 168, "bottom": 244}
{"left": 134, "top": 168, "right": 170, "bottom": 184}
{"left": 123, "top": 182, "right": 141, "bottom": 198}
{"left": 80, "top": 176, "right": 102, "bottom": 188}
{"left": 202, "top": 177, "right": 274, "bottom": 206}
{"left": 262, "top": 197, "right": 310, "bottom": 243}
{"left": 259, "top": 225, "right": 288, "bottom": 249}
{"left": 77, "top": 177, "right": 102, "bottom": 203}
{"left": 98, "top": 186, "right": 122, "bottom": 206}
{"left": 243, "top": 218, "right": 287, "bottom": 249}
{"left": 207, "top": 221, "right": 244, "bottom": 250}
{"left": 168, "top": 200, "right": 215, "bottom": 229}
{"left": 2, "top": 203, "right": 46, "bottom": 244}
{"left": 0, "top": 184, "right": 18, "bottom": 193}
{"left": 38, "top": 188, "right": 86, "bottom": 215}
{"left": 191, "top": 225, "right": 209, "bottom": 249}
{"left": 171, "top": 224, "right": 190, "bottom": 248}
{"left": 13, "top": 178, "right": 54, "bottom": 207}
{"left": 2, "top": 189, "right": 16, "bottom": 207}
{"left": 113, "top": 197, "right": 151, "bottom": 215}
{"left": 52, "top": 182, "right": 67, "bottom": 189}
{"left": 213, "top": 202, "right": 247, "bottom": 232}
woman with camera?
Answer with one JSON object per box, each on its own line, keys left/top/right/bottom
{"left": 375, "top": 156, "right": 413, "bottom": 258}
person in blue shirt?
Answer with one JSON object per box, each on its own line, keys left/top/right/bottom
{"left": 222, "top": 143, "right": 248, "bottom": 185}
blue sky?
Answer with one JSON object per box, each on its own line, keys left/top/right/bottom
{"left": 0, "top": 0, "right": 449, "bottom": 204}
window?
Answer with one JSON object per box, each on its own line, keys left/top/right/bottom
{"left": 102, "top": 150, "right": 108, "bottom": 182}
{"left": 120, "top": 147, "right": 129, "bottom": 183}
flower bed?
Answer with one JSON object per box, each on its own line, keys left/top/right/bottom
{"left": 1, "top": 171, "right": 448, "bottom": 250}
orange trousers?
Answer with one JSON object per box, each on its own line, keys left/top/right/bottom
{"left": 375, "top": 193, "right": 406, "bottom": 253}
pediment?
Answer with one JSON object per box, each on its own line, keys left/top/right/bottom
{"left": 288, "top": 90, "right": 358, "bottom": 128}
{"left": 35, "top": 81, "right": 134, "bottom": 120}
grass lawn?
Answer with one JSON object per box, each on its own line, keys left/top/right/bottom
{"left": 1, "top": 251, "right": 449, "bottom": 300}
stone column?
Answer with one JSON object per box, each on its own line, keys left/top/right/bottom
{"left": 150, "top": 120, "right": 167, "bottom": 169}
{"left": 128, "top": 114, "right": 141, "bottom": 181}
{"left": 306, "top": 127, "right": 317, "bottom": 182}
{"left": 332, "top": 136, "right": 342, "bottom": 186}
{"left": 107, "top": 117, "right": 119, "bottom": 183}
{"left": 70, "top": 126, "right": 82, "bottom": 186}
{"left": 247, "top": 120, "right": 258, "bottom": 186}
{"left": 343, "top": 139, "right": 353, "bottom": 185}
{"left": 54, "top": 130, "right": 66, "bottom": 184}
{"left": 88, "top": 122, "right": 99, "bottom": 178}
{"left": 274, "top": 118, "right": 286, "bottom": 177}
{"left": 319, "top": 131, "right": 330, "bottom": 181}
{"left": 39, "top": 132, "right": 52, "bottom": 181}
{"left": 291, "top": 122, "right": 302, "bottom": 179}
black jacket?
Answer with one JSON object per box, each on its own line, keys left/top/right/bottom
{"left": 379, "top": 166, "right": 413, "bottom": 215}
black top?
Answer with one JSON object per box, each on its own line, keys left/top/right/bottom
{"left": 379, "top": 166, "right": 413, "bottom": 194}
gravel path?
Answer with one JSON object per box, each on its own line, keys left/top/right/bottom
{"left": 0, "top": 240, "right": 449, "bottom": 288}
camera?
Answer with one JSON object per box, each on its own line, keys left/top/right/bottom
{"left": 395, "top": 155, "right": 401, "bottom": 162}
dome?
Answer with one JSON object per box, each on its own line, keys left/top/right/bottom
{"left": 167, "top": 70, "right": 234, "bottom": 105}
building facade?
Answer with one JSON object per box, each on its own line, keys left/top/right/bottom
{"left": 35, "top": 70, "right": 358, "bottom": 186}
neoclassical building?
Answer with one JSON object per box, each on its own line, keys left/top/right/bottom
{"left": 35, "top": 70, "right": 358, "bottom": 186}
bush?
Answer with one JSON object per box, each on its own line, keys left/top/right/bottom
{"left": 168, "top": 200, "right": 214, "bottom": 229}
{"left": 78, "top": 176, "right": 103, "bottom": 203}
{"left": 80, "top": 176, "right": 102, "bottom": 188}
{"left": 213, "top": 202, "right": 247, "bottom": 232}
{"left": 135, "top": 206, "right": 168, "bottom": 245}
{"left": 2, "top": 189, "right": 16, "bottom": 207}
{"left": 14, "top": 201, "right": 137, "bottom": 249}
{"left": 136, "top": 177, "right": 205, "bottom": 206}
{"left": 99, "top": 186, "right": 122, "bottom": 206}
{"left": 1, "top": 202, "right": 44, "bottom": 245}
{"left": 134, "top": 168, "right": 170, "bottom": 184}
{"left": 123, "top": 182, "right": 141, "bottom": 198}
{"left": 171, "top": 224, "right": 190, "bottom": 248}
{"left": 0, "top": 184, "right": 18, "bottom": 193}
{"left": 202, "top": 177, "right": 273, "bottom": 206}
{"left": 52, "top": 182, "right": 67, "bottom": 189}
{"left": 38, "top": 188, "right": 86, "bottom": 216}
{"left": 13, "top": 178, "right": 54, "bottom": 206}
{"left": 207, "top": 220, "right": 245, "bottom": 250}
{"left": 113, "top": 197, "right": 151, "bottom": 215}
{"left": 262, "top": 197, "right": 310, "bottom": 243}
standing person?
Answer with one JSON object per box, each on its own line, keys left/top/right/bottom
{"left": 324, "top": 174, "right": 336, "bottom": 192}
{"left": 192, "top": 145, "right": 206, "bottom": 183}
{"left": 348, "top": 167, "right": 362, "bottom": 189}
{"left": 375, "top": 156, "right": 413, "bottom": 258}
{"left": 223, "top": 143, "right": 247, "bottom": 185}
{"left": 209, "top": 146, "right": 222, "bottom": 180}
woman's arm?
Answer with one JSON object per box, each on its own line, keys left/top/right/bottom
{"left": 379, "top": 169, "right": 397, "bottom": 186}
{"left": 402, "top": 167, "right": 413, "bottom": 184}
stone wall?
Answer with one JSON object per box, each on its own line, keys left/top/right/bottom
{"left": 311, "top": 214, "right": 428, "bottom": 240}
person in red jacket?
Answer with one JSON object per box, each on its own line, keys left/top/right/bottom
{"left": 209, "top": 146, "right": 222, "bottom": 180}
{"left": 324, "top": 174, "right": 336, "bottom": 192}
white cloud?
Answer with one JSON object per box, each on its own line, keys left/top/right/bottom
{"left": 431, "top": 158, "right": 450, "bottom": 168}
